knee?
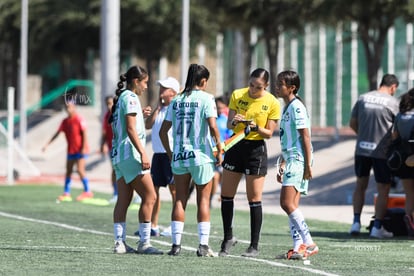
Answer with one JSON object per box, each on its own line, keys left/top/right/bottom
{"left": 280, "top": 200, "right": 295, "bottom": 214}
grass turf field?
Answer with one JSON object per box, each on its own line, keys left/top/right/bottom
{"left": 0, "top": 185, "right": 413, "bottom": 275}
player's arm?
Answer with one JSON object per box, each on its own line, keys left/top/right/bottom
{"left": 250, "top": 119, "right": 278, "bottom": 139}
{"left": 227, "top": 109, "right": 237, "bottom": 129}
{"left": 159, "top": 120, "right": 173, "bottom": 161}
{"left": 100, "top": 130, "right": 107, "bottom": 154}
{"left": 349, "top": 117, "right": 358, "bottom": 134}
{"left": 299, "top": 127, "right": 312, "bottom": 180}
{"left": 42, "top": 130, "right": 60, "bottom": 152}
{"left": 145, "top": 104, "right": 160, "bottom": 129}
{"left": 80, "top": 128, "right": 87, "bottom": 155}
{"left": 126, "top": 113, "right": 150, "bottom": 170}
{"left": 207, "top": 117, "right": 223, "bottom": 165}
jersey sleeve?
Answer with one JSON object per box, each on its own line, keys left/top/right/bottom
{"left": 293, "top": 102, "right": 309, "bottom": 129}
{"left": 165, "top": 99, "right": 174, "bottom": 122}
{"left": 268, "top": 95, "right": 281, "bottom": 121}
{"left": 228, "top": 89, "right": 238, "bottom": 111}
{"left": 350, "top": 97, "right": 361, "bottom": 119}
{"left": 57, "top": 120, "right": 65, "bottom": 132}
{"left": 78, "top": 115, "right": 87, "bottom": 131}
{"left": 123, "top": 92, "right": 140, "bottom": 115}
{"left": 204, "top": 94, "right": 217, "bottom": 119}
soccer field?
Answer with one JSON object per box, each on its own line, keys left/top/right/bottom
{"left": 0, "top": 185, "right": 412, "bottom": 275}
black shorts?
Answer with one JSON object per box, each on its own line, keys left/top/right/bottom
{"left": 222, "top": 139, "right": 267, "bottom": 176}
{"left": 354, "top": 155, "right": 392, "bottom": 183}
{"left": 151, "top": 153, "right": 173, "bottom": 187}
{"left": 392, "top": 163, "right": 414, "bottom": 179}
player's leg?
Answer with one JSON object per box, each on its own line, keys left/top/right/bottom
{"left": 168, "top": 171, "right": 192, "bottom": 256}
{"left": 112, "top": 169, "right": 135, "bottom": 254}
{"left": 193, "top": 163, "right": 215, "bottom": 257}
{"left": 75, "top": 156, "right": 93, "bottom": 200}
{"left": 370, "top": 158, "right": 393, "bottom": 238}
{"left": 132, "top": 173, "right": 162, "bottom": 254}
{"left": 350, "top": 155, "right": 371, "bottom": 235}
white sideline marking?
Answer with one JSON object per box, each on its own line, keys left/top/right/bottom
{"left": 0, "top": 211, "right": 337, "bottom": 276}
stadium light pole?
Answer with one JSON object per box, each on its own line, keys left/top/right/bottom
{"left": 100, "top": 0, "right": 120, "bottom": 118}
{"left": 181, "top": 0, "right": 190, "bottom": 86}
{"left": 19, "top": 0, "right": 28, "bottom": 149}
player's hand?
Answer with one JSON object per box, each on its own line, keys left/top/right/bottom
{"left": 142, "top": 106, "right": 152, "bottom": 118}
{"left": 215, "top": 152, "right": 223, "bottom": 166}
{"left": 141, "top": 154, "right": 151, "bottom": 170}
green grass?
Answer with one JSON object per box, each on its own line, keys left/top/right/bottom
{"left": 0, "top": 185, "right": 413, "bottom": 275}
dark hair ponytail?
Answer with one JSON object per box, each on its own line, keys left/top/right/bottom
{"left": 183, "top": 64, "right": 210, "bottom": 95}
{"left": 250, "top": 68, "right": 269, "bottom": 83}
{"left": 109, "top": 65, "right": 148, "bottom": 123}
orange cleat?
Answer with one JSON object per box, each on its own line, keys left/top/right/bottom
{"left": 76, "top": 191, "right": 94, "bottom": 201}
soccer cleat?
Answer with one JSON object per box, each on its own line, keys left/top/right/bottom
{"left": 196, "top": 244, "right": 215, "bottom": 257}
{"left": 276, "top": 249, "right": 294, "bottom": 260}
{"left": 108, "top": 195, "right": 118, "bottom": 204}
{"left": 113, "top": 241, "right": 136, "bottom": 254}
{"left": 370, "top": 226, "right": 393, "bottom": 239}
{"left": 132, "top": 227, "right": 160, "bottom": 237}
{"left": 276, "top": 244, "right": 307, "bottom": 260}
{"left": 57, "top": 193, "right": 72, "bottom": 202}
{"left": 349, "top": 222, "right": 361, "bottom": 235}
{"left": 167, "top": 244, "right": 181, "bottom": 256}
{"left": 305, "top": 244, "right": 319, "bottom": 257}
{"left": 133, "top": 195, "right": 142, "bottom": 204}
{"left": 151, "top": 228, "right": 160, "bottom": 237}
{"left": 76, "top": 191, "right": 94, "bottom": 201}
{"left": 404, "top": 214, "right": 414, "bottom": 236}
{"left": 160, "top": 226, "right": 172, "bottom": 237}
{"left": 218, "top": 237, "right": 237, "bottom": 257}
{"left": 137, "top": 242, "right": 163, "bottom": 255}
{"left": 241, "top": 246, "right": 259, "bottom": 258}
{"left": 290, "top": 244, "right": 307, "bottom": 260}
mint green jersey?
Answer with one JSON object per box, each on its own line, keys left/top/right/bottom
{"left": 111, "top": 90, "right": 145, "bottom": 165}
{"left": 280, "top": 98, "right": 313, "bottom": 161}
{"left": 165, "top": 90, "right": 217, "bottom": 168}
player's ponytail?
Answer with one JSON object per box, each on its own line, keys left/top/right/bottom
{"left": 109, "top": 65, "right": 148, "bottom": 123}
{"left": 182, "top": 64, "right": 210, "bottom": 96}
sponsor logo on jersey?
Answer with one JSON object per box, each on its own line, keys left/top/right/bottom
{"left": 173, "top": 150, "right": 196, "bottom": 161}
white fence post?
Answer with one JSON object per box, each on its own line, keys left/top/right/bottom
{"left": 7, "top": 87, "right": 15, "bottom": 185}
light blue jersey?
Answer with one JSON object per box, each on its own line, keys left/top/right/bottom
{"left": 165, "top": 90, "right": 217, "bottom": 168}
{"left": 111, "top": 90, "right": 145, "bottom": 165}
{"left": 280, "top": 98, "right": 313, "bottom": 162}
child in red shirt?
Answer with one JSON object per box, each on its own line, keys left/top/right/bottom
{"left": 43, "top": 101, "right": 93, "bottom": 202}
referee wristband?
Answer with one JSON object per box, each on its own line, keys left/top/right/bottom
{"left": 251, "top": 126, "right": 258, "bottom": 132}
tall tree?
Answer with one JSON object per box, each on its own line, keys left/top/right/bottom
{"left": 317, "top": 0, "right": 411, "bottom": 90}
{"left": 200, "top": 0, "right": 314, "bottom": 93}
{"left": 121, "top": 0, "right": 219, "bottom": 105}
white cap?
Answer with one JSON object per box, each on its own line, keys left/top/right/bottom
{"left": 157, "top": 77, "right": 180, "bottom": 93}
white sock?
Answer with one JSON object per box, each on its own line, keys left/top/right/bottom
{"left": 114, "top": 222, "right": 125, "bottom": 242}
{"left": 288, "top": 209, "right": 314, "bottom": 245}
{"left": 139, "top": 222, "right": 151, "bottom": 244}
{"left": 198, "top": 221, "right": 210, "bottom": 246}
{"left": 289, "top": 218, "right": 303, "bottom": 251}
{"left": 171, "top": 221, "right": 184, "bottom": 245}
